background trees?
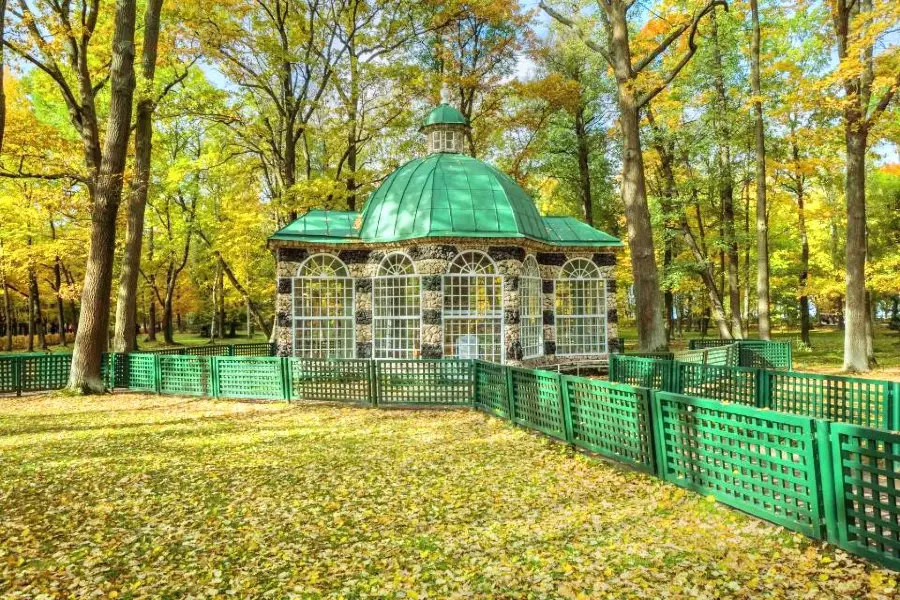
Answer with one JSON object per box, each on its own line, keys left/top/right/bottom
{"left": 0, "top": 0, "right": 896, "bottom": 379}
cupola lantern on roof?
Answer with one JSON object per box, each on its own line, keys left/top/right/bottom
{"left": 421, "top": 96, "right": 469, "bottom": 154}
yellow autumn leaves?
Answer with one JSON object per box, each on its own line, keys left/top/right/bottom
{"left": 1, "top": 393, "right": 898, "bottom": 599}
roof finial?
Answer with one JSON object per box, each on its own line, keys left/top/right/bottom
{"left": 440, "top": 82, "right": 451, "bottom": 105}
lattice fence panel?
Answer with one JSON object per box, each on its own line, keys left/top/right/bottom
{"left": 185, "top": 345, "right": 232, "bottom": 357}
{"left": 678, "top": 363, "right": 759, "bottom": 406}
{"left": 0, "top": 358, "right": 18, "bottom": 394}
{"left": 654, "top": 392, "right": 823, "bottom": 538}
{"left": 128, "top": 354, "right": 158, "bottom": 392}
{"left": 232, "top": 343, "right": 274, "bottom": 357}
{"left": 509, "top": 367, "right": 565, "bottom": 440}
{"left": 739, "top": 341, "right": 792, "bottom": 370}
{"left": 159, "top": 356, "right": 211, "bottom": 396}
{"left": 768, "top": 372, "right": 889, "bottom": 429}
{"left": 608, "top": 355, "right": 674, "bottom": 391}
{"left": 564, "top": 376, "right": 654, "bottom": 472}
{"left": 139, "top": 347, "right": 186, "bottom": 356}
{"left": 375, "top": 360, "right": 472, "bottom": 405}
{"left": 688, "top": 339, "right": 735, "bottom": 350}
{"left": 19, "top": 355, "right": 72, "bottom": 392}
{"left": 215, "top": 357, "right": 285, "bottom": 400}
{"left": 830, "top": 423, "right": 900, "bottom": 570}
{"left": 290, "top": 358, "right": 372, "bottom": 403}
{"left": 473, "top": 360, "right": 509, "bottom": 418}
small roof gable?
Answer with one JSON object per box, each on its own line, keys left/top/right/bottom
{"left": 269, "top": 210, "right": 360, "bottom": 243}
{"left": 542, "top": 217, "right": 623, "bottom": 247}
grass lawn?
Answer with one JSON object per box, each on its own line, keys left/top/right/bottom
{"left": 1, "top": 395, "right": 897, "bottom": 599}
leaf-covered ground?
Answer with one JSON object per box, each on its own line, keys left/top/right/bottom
{"left": 0, "top": 395, "right": 896, "bottom": 599}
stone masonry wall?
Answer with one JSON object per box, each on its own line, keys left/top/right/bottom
{"left": 273, "top": 241, "right": 619, "bottom": 366}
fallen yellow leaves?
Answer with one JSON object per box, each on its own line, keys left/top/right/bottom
{"left": 0, "top": 393, "right": 896, "bottom": 599}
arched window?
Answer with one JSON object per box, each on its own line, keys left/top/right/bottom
{"left": 442, "top": 251, "right": 503, "bottom": 362}
{"left": 520, "top": 256, "right": 543, "bottom": 359}
{"left": 555, "top": 258, "right": 607, "bottom": 356}
{"left": 293, "top": 254, "right": 354, "bottom": 358}
{"left": 373, "top": 253, "right": 421, "bottom": 359}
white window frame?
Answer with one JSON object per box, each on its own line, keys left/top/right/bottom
{"left": 555, "top": 258, "right": 608, "bottom": 357}
{"left": 442, "top": 251, "right": 505, "bottom": 363}
{"left": 292, "top": 253, "right": 355, "bottom": 358}
{"left": 519, "top": 255, "right": 544, "bottom": 359}
{"left": 373, "top": 252, "right": 421, "bottom": 359}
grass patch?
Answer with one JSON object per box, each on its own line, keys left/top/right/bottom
{"left": 0, "top": 394, "right": 895, "bottom": 598}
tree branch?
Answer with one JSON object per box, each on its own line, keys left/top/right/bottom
{"left": 538, "top": 1, "right": 614, "bottom": 68}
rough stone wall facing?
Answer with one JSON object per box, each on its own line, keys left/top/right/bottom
{"left": 273, "top": 241, "right": 619, "bottom": 366}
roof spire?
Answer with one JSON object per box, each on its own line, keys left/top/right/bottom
{"left": 440, "top": 82, "right": 451, "bottom": 105}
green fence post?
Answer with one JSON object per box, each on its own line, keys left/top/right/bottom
{"left": 891, "top": 383, "right": 900, "bottom": 432}
{"left": 755, "top": 369, "right": 766, "bottom": 409}
{"left": 505, "top": 365, "right": 516, "bottom": 424}
{"left": 469, "top": 360, "right": 476, "bottom": 407}
{"left": 815, "top": 419, "right": 840, "bottom": 545}
{"left": 281, "top": 357, "right": 292, "bottom": 402}
{"left": 14, "top": 356, "right": 21, "bottom": 397}
{"left": 559, "top": 374, "right": 574, "bottom": 444}
{"left": 210, "top": 357, "right": 220, "bottom": 399}
{"left": 371, "top": 360, "right": 379, "bottom": 408}
{"left": 153, "top": 355, "right": 162, "bottom": 394}
{"left": 640, "top": 388, "right": 658, "bottom": 475}
{"left": 650, "top": 390, "right": 668, "bottom": 477}
{"left": 787, "top": 342, "right": 793, "bottom": 371}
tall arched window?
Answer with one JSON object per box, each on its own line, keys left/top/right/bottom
{"left": 556, "top": 258, "right": 607, "bottom": 356}
{"left": 443, "top": 251, "right": 503, "bottom": 363}
{"left": 293, "top": 254, "right": 354, "bottom": 358}
{"left": 373, "top": 253, "right": 421, "bottom": 359}
{"left": 520, "top": 256, "right": 543, "bottom": 359}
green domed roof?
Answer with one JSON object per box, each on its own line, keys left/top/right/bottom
{"left": 358, "top": 153, "right": 548, "bottom": 243}
{"left": 422, "top": 103, "right": 468, "bottom": 129}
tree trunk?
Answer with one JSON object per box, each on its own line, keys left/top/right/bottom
{"left": 113, "top": 0, "right": 165, "bottom": 354}
{"left": 0, "top": 0, "right": 7, "bottom": 154}
{"left": 750, "top": 0, "right": 771, "bottom": 340}
{"left": 2, "top": 275, "right": 11, "bottom": 351}
{"left": 216, "top": 268, "right": 225, "bottom": 340}
{"left": 209, "top": 265, "right": 219, "bottom": 343}
{"left": 843, "top": 125, "right": 869, "bottom": 371}
{"left": 54, "top": 257, "right": 66, "bottom": 346}
{"left": 574, "top": 104, "right": 594, "bottom": 226}
{"left": 146, "top": 299, "right": 157, "bottom": 342}
{"left": 608, "top": 5, "right": 666, "bottom": 351}
{"left": 865, "top": 290, "right": 876, "bottom": 365}
{"left": 26, "top": 272, "right": 34, "bottom": 352}
{"left": 215, "top": 253, "right": 272, "bottom": 338}
{"left": 29, "top": 269, "right": 47, "bottom": 350}
{"left": 743, "top": 178, "right": 751, "bottom": 332}
{"left": 680, "top": 217, "right": 732, "bottom": 339}
{"left": 792, "top": 136, "right": 811, "bottom": 347}
{"left": 68, "top": 0, "right": 138, "bottom": 393}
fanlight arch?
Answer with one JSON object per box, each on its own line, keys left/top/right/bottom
{"left": 519, "top": 256, "right": 544, "bottom": 359}
{"left": 373, "top": 252, "right": 421, "bottom": 359}
{"left": 555, "top": 258, "right": 607, "bottom": 356}
{"left": 292, "top": 254, "right": 354, "bottom": 358}
{"left": 443, "top": 251, "right": 503, "bottom": 362}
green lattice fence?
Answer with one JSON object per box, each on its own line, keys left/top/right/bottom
{"left": 185, "top": 345, "right": 232, "bottom": 357}
{"left": 766, "top": 371, "right": 896, "bottom": 429}
{"left": 473, "top": 360, "right": 509, "bottom": 418}
{"left": 139, "top": 347, "right": 187, "bottom": 356}
{"left": 214, "top": 357, "right": 285, "bottom": 400}
{"left": 289, "top": 358, "right": 372, "bottom": 404}
{"left": 829, "top": 423, "right": 900, "bottom": 570}
{"left": 374, "top": 360, "right": 473, "bottom": 406}
{"left": 688, "top": 339, "right": 735, "bottom": 350}
{"left": 609, "top": 355, "right": 676, "bottom": 391}
{"left": 740, "top": 340, "right": 792, "bottom": 370}
{"left": 677, "top": 362, "right": 760, "bottom": 406}
{"left": 0, "top": 357, "right": 18, "bottom": 394}
{"left": 128, "top": 354, "right": 158, "bottom": 392}
{"left": 19, "top": 354, "right": 72, "bottom": 392}
{"left": 653, "top": 391, "right": 824, "bottom": 538}
{"left": 672, "top": 348, "right": 710, "bottom": 364}
{"left": 158, "top": 355, "right": 211, "bottom": 396}
{"left": 232, "top": 343, "right": 274, "bottom": 357}
{"left": 563, "top": 375, "right": 655, "bottom": 473}
{"left": 508, "top": 367, "right": 566, "bottom": 440}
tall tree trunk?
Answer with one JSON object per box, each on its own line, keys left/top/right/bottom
{"left": 865, "top": 290, "right": 875, "bottom": 365}
{"left": 791, "top": 135, "right": 811, "bottom": 347}
{"left": 574, "top": 103, "right": 594, "bottom": 226}
{"left": 26, "top": 273, "right": 34, "bottom": 352}
{"left": 54, "top": 257, "right": 66, "bottom": 346}
{"left": 68, "top": 0, "right": 138, "bottom": 393}
{"left": 749, "top": 0, "right": 771, "bottom": 339}
{"left": 146, "top": 299, "right": 157, "bottom": 342}
{"left": 216, "top": 268, "right": 225, "bottom": 340}
{"left": 2, "top": 275, "right": 11, "bottom": 351}
{"left": 711, "top": 13, "right": 743, "bottom": 339}
{"left": 0, "top": 0, "right": 7, "bottom": 154}
{"left": 608, "top": 6, "right": 666, "bottom": 351}
{"left": 29, "top": 268, "right": 46, "bottom": 350}
{"left": 843, "top": 125, "right": 869, "bottom": 371}
{"left": 742, "top": 178, "right": 751, "bottom": 332}
{"left": 113, "top": 0, "right": 165, "bottom": 354}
